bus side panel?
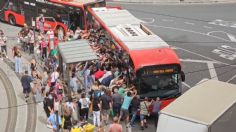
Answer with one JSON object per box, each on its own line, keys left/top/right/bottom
{"left": 5, "top": 10, "right": 25, "bottom": 25}
{"left": 160, "top": 98, "right": 176, "bottom": 110}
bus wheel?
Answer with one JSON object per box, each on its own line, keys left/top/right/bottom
{"left": 8, "top": 15, "right": 16, "bottom": 25}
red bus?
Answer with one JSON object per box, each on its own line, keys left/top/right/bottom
{"left": 0, "top": 0, "right": 106, "bottom": 32}
{"left": 88, "top": 7, "right": 185, "bottom": 109}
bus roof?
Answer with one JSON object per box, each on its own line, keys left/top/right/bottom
{"left": 90, "top": 7, "right": 179, "bottom": 71}
{"left": 49, "top": 0, "right": 103, "bottom": 7}
{"left": 130, "top": 48, "right": 180, "bottom": 70}
{"left": 161, "top": 80, "right": 236, "bottom": 125}
{"left": 91, "top": 7, "right": 169, "bottom": 51}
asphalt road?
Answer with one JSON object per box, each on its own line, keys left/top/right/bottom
{"left": 109, "top": 2, "right": 236, "bottom": 91}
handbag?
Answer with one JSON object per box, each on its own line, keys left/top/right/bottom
{"left": 144, "top": 101, "right": 150, "bottom": 116}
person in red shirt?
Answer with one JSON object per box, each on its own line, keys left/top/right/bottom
{"left": 94, "top": 67, "right": 105, "bottom": 80}
{"left": 108, "top": 116, "right": 123, "bottom": 132}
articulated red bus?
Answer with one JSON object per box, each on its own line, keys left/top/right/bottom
{"left": 88, "top": 7, "right": 185, "bottom": 109}
{"left": 0, "top": 0, "right": 105, "bottom": 32}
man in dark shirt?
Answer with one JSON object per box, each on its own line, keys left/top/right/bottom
{"left": 101, "top": 90, "right": 112, "bottom": 125}
{"left": 112, "top": 88, "right": 123, "bottom": 117}
{"left": 129, "top": 95, "right": 140, "bottom": 127}
{"left": 21, "top": 71, "right": 33, "bottom": 99}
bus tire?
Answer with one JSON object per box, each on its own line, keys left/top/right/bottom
{"left": 8, "top": 15, "right": 16, "bottom": 25}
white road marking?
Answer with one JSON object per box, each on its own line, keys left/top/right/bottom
{"left": 147, "top": 24, "right": 236, "bottom": 66}
{"left": 227, "top": 74, "right": 236, "bottom": 82}
{"left": 183, "top": 82, "right": 191, "bottom": 89}
{"left": 209, "top": 19, "right": 236, "bottom": 28}
{"left": 161, "top": 19, "right": 173, "bottom": 22}
{"left": 207, "top": 62, "right": 218, "bottom": 80}
{"left": 180, "top": 59, "right": 218, "bottom": 64}
{"left": 227, "top": 34, "right": 236, "bottom": 42}
{"left": 203, "top": 26, "right": 212, "bottom": 29}
{"left": 148, "top": 24, "right": 232, "bottom": 43}
{"left": 212, "top": 45, "right": 236, "bottom": 60}
{"left": 140, "top": 18, "right": 155, "bottom": 24}
{"left": 184, "top": 22, "right": 195, "bottom": 25}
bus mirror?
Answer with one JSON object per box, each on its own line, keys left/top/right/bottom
{"left": 181, "top": 71, "right": 185, "bottom": 82}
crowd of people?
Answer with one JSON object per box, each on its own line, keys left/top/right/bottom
{"left": 1, "top": 19, "right": 163, "bottom": 132}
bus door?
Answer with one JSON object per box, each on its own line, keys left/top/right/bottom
{"left": 68, "top": 7, "right": 84, "bottom": 31}
{"left": 22, "top": 1, "right": 36, "bottom": 26}
{"left": 0, "top": 0, "right": 8, "bottom": 20}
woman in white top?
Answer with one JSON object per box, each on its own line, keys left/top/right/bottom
{"left": 79, "top": 93, "right": 90, "bottom": 120}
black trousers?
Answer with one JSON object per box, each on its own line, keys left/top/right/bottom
{"left": 80, "top": 108, "right": 89, "bottom": 120}
{"left": 1, "top": 45, "right": 7, "bottom": 54}
{"left": 153, "top": 112, "right": 159, "bottom": 128}
{"left": 29, "top": 43, "right": 34, "bottom": 54}
{"left": 42, "top": 47, "right": 47, "bottom": 59}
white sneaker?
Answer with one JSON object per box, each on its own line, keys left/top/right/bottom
{"left": 46, "top": 124, "right": 53, "bottom": 129}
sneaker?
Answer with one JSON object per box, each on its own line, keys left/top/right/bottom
{"left": 46, "top": 124, "right": 53, "bottom": 129}
{"left": 140, "top": 126, "right": 144, "bottom": 130}
{"left": 145, "top": 123, "right": 148, "bottom": 128}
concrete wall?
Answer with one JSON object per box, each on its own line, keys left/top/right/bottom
{"left": 108, "top": 0, "right": 236, "bottom": 3}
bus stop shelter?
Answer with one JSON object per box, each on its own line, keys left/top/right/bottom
{"left": 58, "top": 40, "right": 98, "bottom": 81}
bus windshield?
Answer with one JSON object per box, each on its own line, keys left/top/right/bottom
{"left": 138, "top": 67, "right": 181, "bottom": 99}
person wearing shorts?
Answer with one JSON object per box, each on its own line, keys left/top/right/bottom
{"left": 119, "top": 91, "right": 137, "bottom": 128}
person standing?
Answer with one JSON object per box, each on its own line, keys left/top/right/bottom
{"left": 152, "top": 97, "right": 162, "bottom": 128}
{"left": 41, "top": 37, "right": 47, "bottom": 59}
{"left": 28, "top": 29, "right": 35, "bottom": 54}
{"left": 119, "top": 91, "right": 136, "bottom": 128}
{"left": 21, "top": 71, "right": 34, "bottom": 100}
{"left": 92, "top": 96, "right": 101, "bottom": 127}
{"left": 79, "top": 93, "right": 90, "bottom": 120}
{"left": 108, "top": 116, "right": 123, "bottom": 132}
{"left": 112, "top": 88, "right": 123, "bottom": 117}
{"left": 101, "top": 90, "right": 112, "bottom": 125}
{"left": 13, "top": 47, "right": 22, "bottom": 73}
{"left": 47, "top": 109, "right": 62, "bottom": 132}
{"left": 57, "top": 27, "right": 64, "bottom": 42}
{"left": 129, "top": 96, "right": 140, "bottom": 127}
{"left": 139, "top": 97, "right": 153, "bottom": 130}
{"left": 47, "top": 26, "right": 55, "bottom": 51}
{"left": 50, "top": 67, "right": 60, "bottom": 87}
{"left": 38, "top": 14, "right": 45, "bottom": 33}
{"left": 0, "top": 30, "right": 8, "bottom": 59}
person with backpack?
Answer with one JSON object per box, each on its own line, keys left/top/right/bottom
{"left": 79, "top": 93, "right": 90, "bottom": 120}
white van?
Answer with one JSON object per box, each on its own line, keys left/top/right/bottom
{"left": 157, "top": 80, "right": 236, "bottom": 132}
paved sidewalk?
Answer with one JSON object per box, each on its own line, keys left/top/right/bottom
{"left": 4, "top": 34, "right": 51, "bottom": 132}
{"left": 0, "top": 61, "right": 27, "bottom": 132}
